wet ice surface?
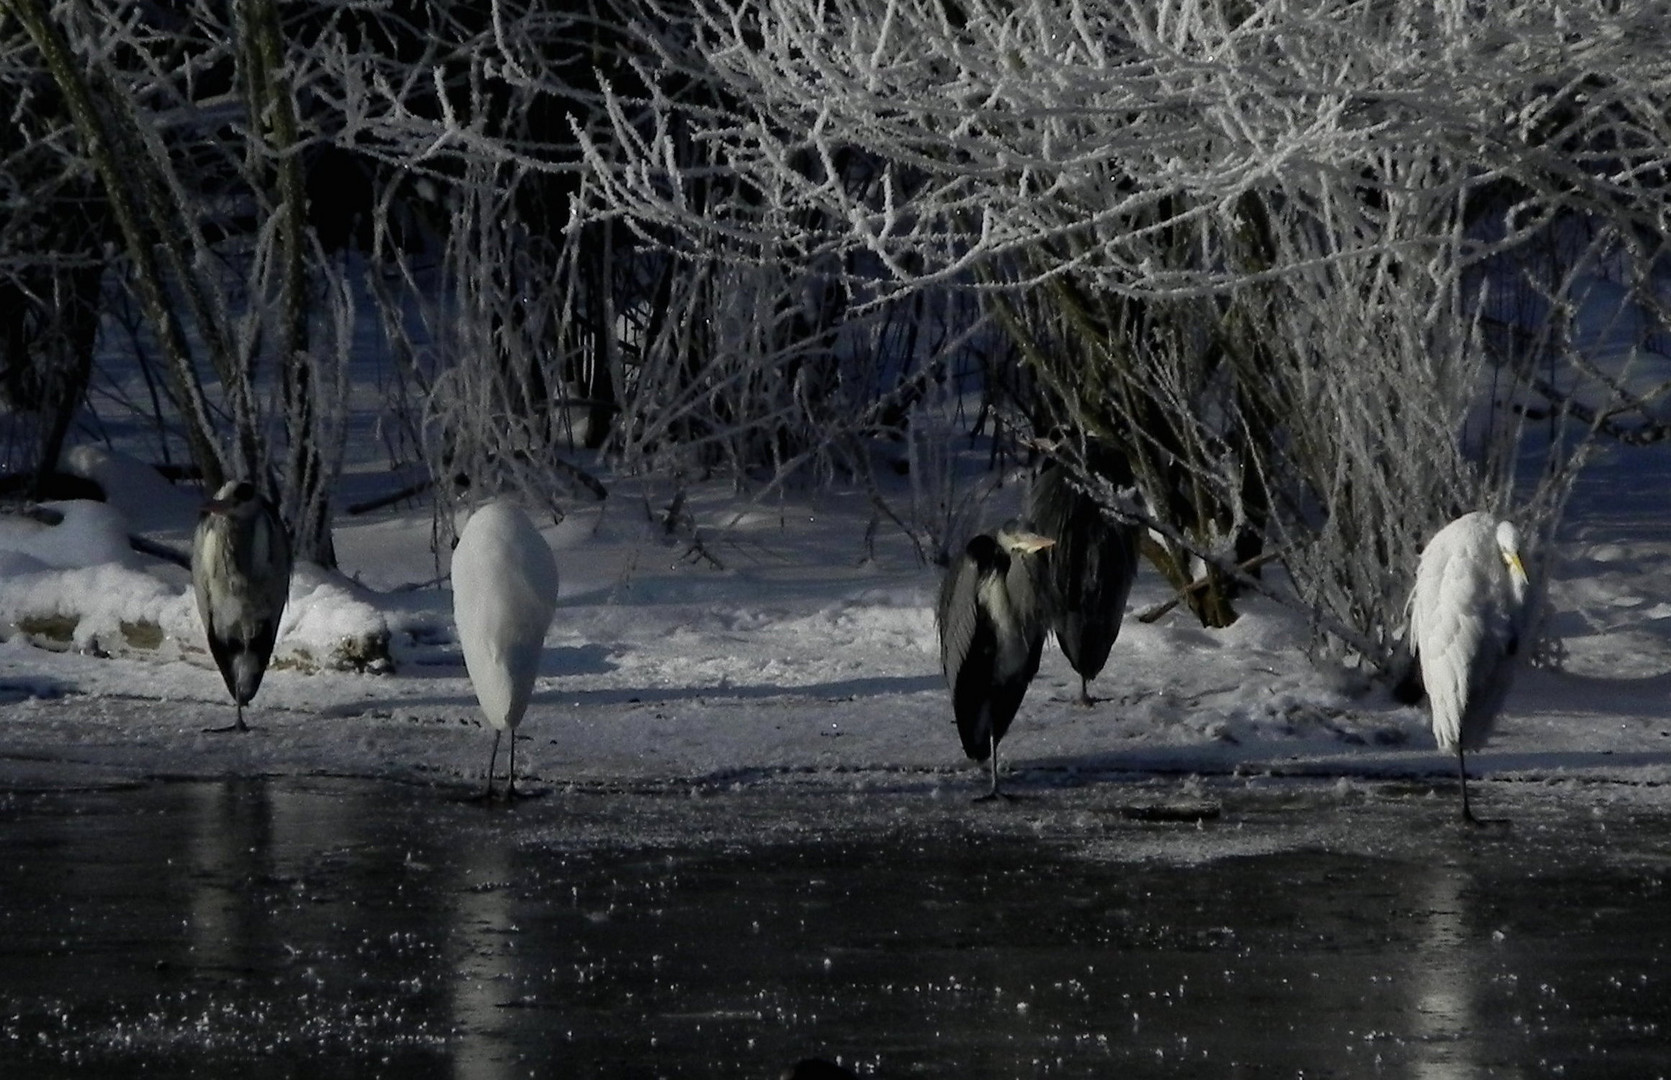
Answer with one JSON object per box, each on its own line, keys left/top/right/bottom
{"left": 1, "top": 773, "right": 1668, "bottom": 1078}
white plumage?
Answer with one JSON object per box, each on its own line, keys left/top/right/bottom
{"left": 451, "top": 500, "right": 560, "bottom": 799}
{"left": 1408, "top": 511, "right": 1530, "bottom": 824}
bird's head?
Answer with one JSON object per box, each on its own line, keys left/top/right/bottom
{"left": 995, "top": 519, "right": 1056, "bottom": 558}
{"left": 202, "top": 480, "right": 260, "bottom": 520}
{"left": 964, "top": 532, "right": 1010, "bottom": 575}
{"left": 1495, "top": 520, "right": 1529, "bottom": 592}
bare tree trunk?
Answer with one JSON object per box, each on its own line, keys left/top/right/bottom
{"left": 29, "top": 263, "right": 104, "bottom": 493}
{"left": 7, "top": 0, "right": 227, "bottom": 491}
{"left": 237, "top": 0, "right": 334, "bottom": 565}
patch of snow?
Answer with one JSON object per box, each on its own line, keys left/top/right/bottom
{"left": 2, "top": 442, "right": 1671, "bottom": 810}
{"left": 62, "top": 445, "right": 201, "bottom": 537}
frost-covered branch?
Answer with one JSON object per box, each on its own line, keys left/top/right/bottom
{"left": 569, "top": 0, "right": 1671, "bottom": 663}
{"left": 578, "top": 1, "right": 1671, "bottom": 297}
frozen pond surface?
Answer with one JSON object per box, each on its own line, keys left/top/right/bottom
{"left": 1, "top": 772, "right": 1668, "bottom": 1078}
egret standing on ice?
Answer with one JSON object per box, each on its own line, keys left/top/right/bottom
{"left": 192, "top": 481, "right": 292, "bottom": 733}
{"left": 1027, "top": 449, "right": 1141, "bottom": 706}
{"left": 937, "top": 520, "right": 1056, "bottom": 800}
{"left": 1407, "top": 511, "right": 1530, "bottom": 826}
{"left": 451, "top": 500, "right": 560, "bottom": 800}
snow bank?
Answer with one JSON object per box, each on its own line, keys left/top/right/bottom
{"left": 0, "top": 492, "right": 392, "bottom": 675}
{"left": 2, "top": 451, "right": 1671, "bottom": 807}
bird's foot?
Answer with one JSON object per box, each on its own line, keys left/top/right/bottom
{"left": 470, "top": 783, "right": 541, "bottom": 806}
{"left": 200, "top": 720, "right": 253, "bottom": 734}
{"left": 973, "top": 789, "right": 1016, "bottom": 804}
{"left": 1462, "top": 809, "right": 1511, "bottom": 830}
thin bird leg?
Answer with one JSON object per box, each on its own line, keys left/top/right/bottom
{"left": 974, "top": 733, "right": 1009, "bottom": 803}
{"left": 484, "top": 729, "right": 501, "bottom": 801}
{"left": 1457, "top": 748, "right": 1509, "bottom": 828}
{"left": 1458, "top": 747, "right": 1480, "bottom": 826}
{"left": 1078, "top": 676, "right": 1093, "bottom": 708}
{"left": 506, "top": 732, "right": 518, "bottom": 801}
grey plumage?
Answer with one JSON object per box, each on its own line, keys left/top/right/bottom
{"left": 1027, "top": 452, "right": 1140, "bottom": 706}
{"left": 936, "top": 520, "right": 1055, "bottom": 799}
{"left": 192, "top": 481, "right": 292, "bottom": 733}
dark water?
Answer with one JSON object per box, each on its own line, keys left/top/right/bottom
{"left": 0, "top": 777, "right": 1667, "bottom": 1078}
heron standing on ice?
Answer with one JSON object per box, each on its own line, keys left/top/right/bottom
{"left": 451, "top": 500, "right": 560, "bottom": 800}
{"left": 192, "top": 481, "right": 292, "bottom": 733}
{"left": 1407, "top": 511, "right": 1530, "bottom": 826}
{"left": 937, "top": 519, "right": 1056, "bottom": 800}
{"left": 1027, "top": 448, "right": 1141, "bottom": 706}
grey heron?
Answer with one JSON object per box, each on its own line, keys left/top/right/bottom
{"left": 451, "top": 500, "right": 559, "bottom": 800}
{"left": 1407, "top": 511, "right": 1530, "bottom": 826}
{"left": 1027, "top": 449, "right": 1140, "bottom": 706}
{"left": 936, "top": 519, "right": 1055, "bottom": 800}
{"left": 191, "top": 481, "right": 292, "bottom": 733}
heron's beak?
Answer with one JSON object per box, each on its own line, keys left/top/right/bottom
{"left": 1505, "top": 551, "right": 1529, "bottom": 589}
{"left": 1009, "top": 533, "right": 1056, "bottom": 554}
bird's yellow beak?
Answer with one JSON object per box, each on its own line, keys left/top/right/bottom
{"left": 1011, "top": 534, "right": 1056, "bottom": 554}
{"left": 1505, "top": 551, "right": 1529, "bottom": 588}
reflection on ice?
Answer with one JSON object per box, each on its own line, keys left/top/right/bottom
{"left": 1409, "top": 862, "right": 1482, "bottom": 1080}
{"left": 0, "top": 778, "right": 1666, "bottom": 1076}
{"left": 449, "top": 813, "right": 523, "bottom": 1080}
{"left": 185, "top": 781, "right": 267, "bottom": 979}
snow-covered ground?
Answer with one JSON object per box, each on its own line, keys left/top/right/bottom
{"left": 2, "top": 439, "right": 1670, "bottom": 817}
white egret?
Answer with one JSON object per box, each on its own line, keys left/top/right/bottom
{"left": 937, "top": 519, "right": 1056, "bottom": 800}
{"left": 192, "top": 481, "right": 292, "bottom": 733}
{"left": 1408, "top": 511, "right": 1530, "bottom": 825}
{"left": 451, "top": 500, "right": 560, "bottom": 800}
{"left": 1027, "top": 450, "right": 1140, "bottom": 706}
